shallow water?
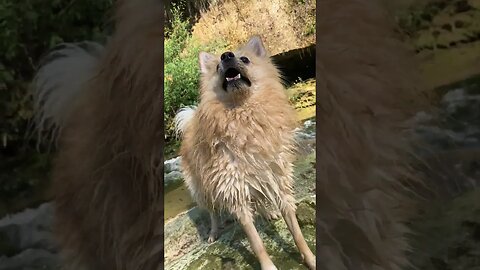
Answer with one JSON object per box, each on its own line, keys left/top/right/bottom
{"left": 164, "top": 183, "right": 195, "bottom": 221}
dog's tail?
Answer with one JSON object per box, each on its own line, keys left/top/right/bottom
{"left": 174, "top": 106, "right": 197, "bottom": 138}
{"left": 31, "top": 41, "right": 104, "bottom": 146}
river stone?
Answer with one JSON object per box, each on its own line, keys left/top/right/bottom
{"left": 0, "top": 203, "right": 55, "bottom": 253}
{"left": 165, "top": 171, "right": 184, "bottom": 189}
{"left": 0, "top": 249, "right": 59, "bottom": 270}
{"left": 165, "top": 156, "right": 182, "bottom": 173}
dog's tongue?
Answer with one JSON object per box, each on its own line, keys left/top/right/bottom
{"left": 226, "top": 73, "right": 241, "bottom": 82}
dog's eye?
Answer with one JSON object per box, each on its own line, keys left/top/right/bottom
{"left": 240, "top": 56, "right": 250, "bottom": 64}
{"left": 216, "top": 64, "right": 219, "bottom": 71}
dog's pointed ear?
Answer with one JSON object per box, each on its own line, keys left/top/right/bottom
{"left": 199, "top": 52, "right": 215, "bottom": 74}
{"left": 244, "top": 36, "right": 267, "bottom": 58}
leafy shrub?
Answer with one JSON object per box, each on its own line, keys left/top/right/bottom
{"left": 164, "top": 3, "right": 226, "bottom": 139}
{"left": 0, "top": 0, "right": 112, "bottom": 152}
{"left": 0, "top": 0, "right": 112, "bottom": 214}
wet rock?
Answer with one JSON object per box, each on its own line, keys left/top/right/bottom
{"left": 413, "top": 81, "right": 480, "bottom": 151}
{"left": 0, "top": 249, "right": 59, "bottom": 270}
{"left": 166, "top": 198, "right": 316, "bottom": 270}
{"left": 294, "top": 119, "right": 316, "bottom": 139}
{"left": 0, "top": 204, "right": 58, "bottom": 270}
{"left": 187, "top": 254, "right": 225, "bottom": 270}
{"left": 164, "top": 156, "right": 185, "bottom": 189}
{"left": 0, "top": 203, "right": 55, "bottom": 253}
{"left": 296, "top": 201, "right": 315, "bottom": 227}
{"left": 294, "top": 130, "right": 314, "bottom": 141}
{"left": 165, "top": 152, "right": 316, "bottom": 269}
{"left": 294, "top": 119, "right": 316, "bottom": 156}
{"left": 303, "top": 119, "right": 315, "bottom": 130}
{"left": 165, "top": 171, "right": 184, "bottom": 189}
{"left": 408, "top": 76, "right": 480, "bottom": 270}
{"left": 165, "top": 156, "right": 182, "bottom": 173}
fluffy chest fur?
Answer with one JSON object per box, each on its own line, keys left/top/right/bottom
{"left": 180, "top": 89, "right": 297, "bottom": 212}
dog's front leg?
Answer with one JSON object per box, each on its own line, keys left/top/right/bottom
{"left": 208, "top": 211, "right": 220, "bottom": 243}
{"left": 236, "top": 209, "right": 277, "bottom": 270}
{"left": 279, "top": 195, "right": 316, "bottom": 270}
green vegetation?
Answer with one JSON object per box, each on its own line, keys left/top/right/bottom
{"left": 0, "top": 0, "right": 112, "bottom": 215}
{"left": 164, "top": 3, "right": 227, "bottom": 140}
{"left": 0, "top": 0, "right": 112, "bottom": 150}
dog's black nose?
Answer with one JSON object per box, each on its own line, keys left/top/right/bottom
{"left": 220, "top": 51, "right": 235, "bottom": 61}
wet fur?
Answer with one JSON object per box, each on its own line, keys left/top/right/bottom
{"left": 176, "top": 38, "right": 315, "bottom": 269}
{"left": 37, "top": 0, "right": 164, "bottom": 269}
{"left": 180, "top": 44, "right": 298, "bottom": 216}
{"left": 316, "top": 0, "right": 429, "bottom": 269}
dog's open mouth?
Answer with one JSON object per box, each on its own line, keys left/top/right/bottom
{"left": 223, "top": 68, "right": 251, "bottom": 90}
{"left": 225, "top": 68, "right": 242, "bottom": 82}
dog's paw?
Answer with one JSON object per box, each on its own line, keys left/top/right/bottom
{"left": 260, "top": 263, "right": 278, "bottom": 270}
{"left": 207, "top": 231, "right": 218, "bottom": 243}
{"left": 304, "top": 255, "right": 316, "bottom": 270}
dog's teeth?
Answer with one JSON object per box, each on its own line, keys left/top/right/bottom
{"left": 226, "top": 74, "right": 241, "bottom": 82}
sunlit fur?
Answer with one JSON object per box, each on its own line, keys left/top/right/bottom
{"left": 178, "top": 41, "right": 298, "bottom": 220}
{"left": 33, "top": 0, "right": 164, "bottom": 269}
{"left": 316, "top": 0, "right": 430, "bottom": 269}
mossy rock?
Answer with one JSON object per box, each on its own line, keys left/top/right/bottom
{"left": 451, "top": 12, "right": 475, "bottom": 29}
{"left": 436, "top": 30, "right": 469, "bottom": 47}
{"left": 432, "top": 13, "right": 452, "bottom": 26}
{"left": 165, "top": 153, "right": 316, "bottom": 269}
{"left": 185, "top": 200, "right": 316, "bottom": 270}
{"left": 415, "top": 30, "right": 436, "bottom": 48}
{"left": 408, "top": 188, "right": 480, "bottom": 270}
{"left": 287, "top": 79, "right": 316, "bottom": 121}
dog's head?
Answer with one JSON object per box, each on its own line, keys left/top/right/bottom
{"left": 198, "top": 36, "right": 280, "bottom": 103}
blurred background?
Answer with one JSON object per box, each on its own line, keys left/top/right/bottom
{"left": 0, "top": 1, "right": 113, "bottom": 268}
{"left": 0, "top": 0, "right": 112, "bottom": 218}
{"left": 0, "top": 0, "right": 478, "bottom": 269}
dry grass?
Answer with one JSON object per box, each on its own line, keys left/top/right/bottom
{"left": 191, "top": 0, "right": 315, "bottom": 55}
